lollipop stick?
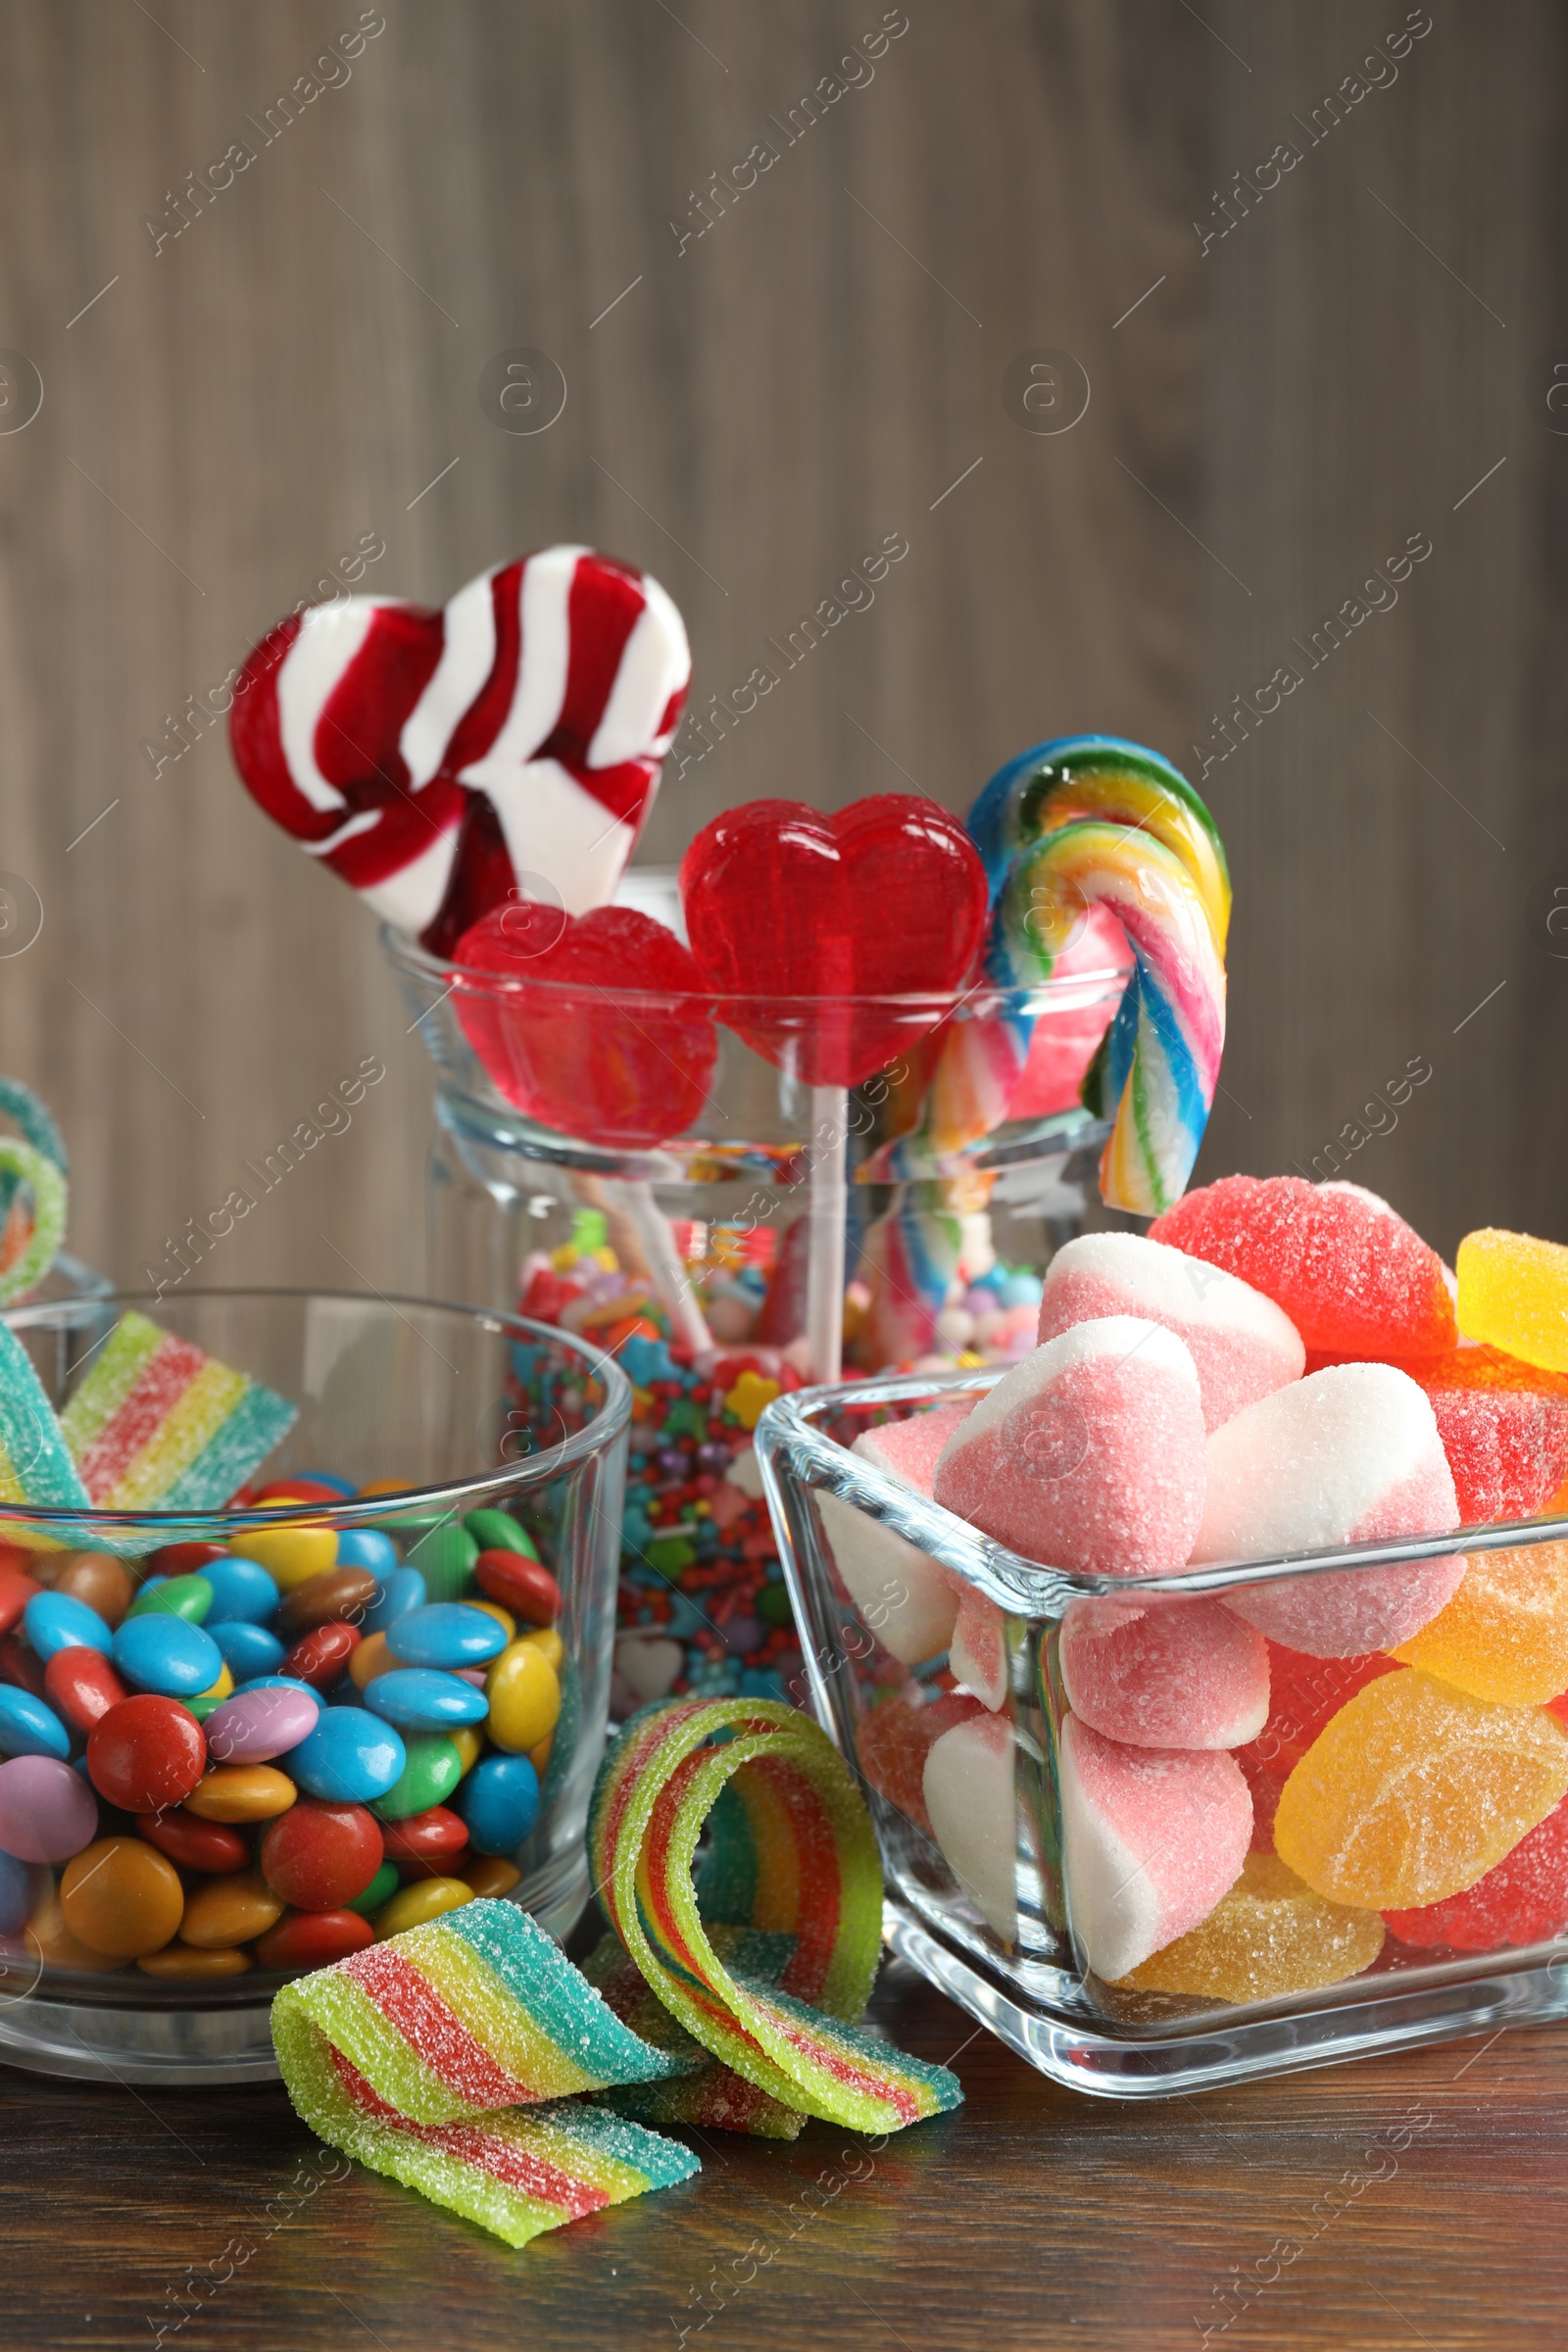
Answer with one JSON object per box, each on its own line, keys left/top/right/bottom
{"left": 806, "top": 1084, "right": 849, "bottom": 1384}
{"left": 599, "top": 1177, "right": 713, "bottom": 1356}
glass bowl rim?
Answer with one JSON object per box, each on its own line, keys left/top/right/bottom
{"left": 0, "top": 1286, "right": 632, "bottom": 1542}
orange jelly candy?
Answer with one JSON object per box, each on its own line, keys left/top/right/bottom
{"left": 1274, "top": 1668, "right": 1568, "bottom": 1910}
{"left": 1119, "top": 1852, "right": 1385, "bottom": 2000}
{"left": 1392, "top": 1544, "right": 1568, "bottom": 1705}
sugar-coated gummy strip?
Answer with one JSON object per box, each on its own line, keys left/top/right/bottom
{"left": 0, "top": 1140, "right": 68, "bottom": 1308}
{"left": 61, "top": 1311, "right": 298, "bottom": 1509}
{"left": 0, "top": 1077, "right": 69, "bottom": 1173}
{"left": 58, "top": 1311, "right": 164, "bottom": 1459}
{"left": 0, "top": 1321, "right": 92, "bottom": 1521}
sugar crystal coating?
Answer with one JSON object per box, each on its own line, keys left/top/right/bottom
{"left": 1383, "top": 1790, "right": 1568, "bottom": 1949}
{"left": 1120, "top": 1851, "right": 1385, "bottom": 1999}
{"left": 1455, "top": 1229, "right": 1568, "bottom": 1375}
{"left": 1392, "top": 1544, "right": 1568, "bottom": 1705}
{"left": 921, "top": 1708, "right": 1018, "bottom": 1941}
{"left": 1057, "top": 1593, "right": 1269, "bottom": 1750}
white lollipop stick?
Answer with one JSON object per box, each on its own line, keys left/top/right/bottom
{"left": 805, "top": 1084, "right": 849, "bottom": 1384}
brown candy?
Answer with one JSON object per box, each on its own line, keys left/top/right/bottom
{"left": 275, "top": 1566, "right": 378, "bottom": 1639}
{"left": 178, "top": 1869, "right": 285, "bottom": 1949}
{"left": 60, "top": 1837, "right": 184, "bottom": 1959}
{"left": 51, "top": 1552, "right": 136, "bottom": 1628}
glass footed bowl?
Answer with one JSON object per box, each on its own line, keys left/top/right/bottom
{"left": 0, "top": 1288, "right": 628, "bottom": 2086}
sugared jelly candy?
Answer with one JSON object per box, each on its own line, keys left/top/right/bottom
{"left": 1274, "top": 1668, "right": 1568, "bottom": 1908}
{"left": 1058, "top": 1714, "right": 1252, "bottom": 1981}
{"left": 1036, "top": 1233, "right": 1304, "bottom": 1433}
{"left": 818, "top": 1404, "right": 974, "bottom": 1666}
{"left": 857, "top": 1691, "right": 984, "bottom": 1835}
{"left": 1407, "top": 1348, "right": 1568, "bottom": 1524}
{"left": 1151, "top": 1175, "right": 1455, "bottom": 1359}
{"left": 1194, "top": 1364, "right": 1463, "bottom": 1655}
{"left": 933, "top": 1318, "right": 1206, "bottom": 1574}
{"left": 1456, "top": 1229, "right": 1568, "bottom": 1374}
{"left": 1234, "top": 1643, "right": 1399, "bottom": 1847}
{"left": 1120, "top": 1852, "right": 1385, "bottom": 1998}
{"left": 1383, "top": 1790, "right": 1568, "bottom": 1949}
{"left": 1056, "top": 1593, "right": 1268, "bottom": 1751}
{"left": 1392, "top": 1544, "right": 1568, "bottom": 1705}
{"left": 922, "top": 1708, "right": 1019, "bottom": 1941}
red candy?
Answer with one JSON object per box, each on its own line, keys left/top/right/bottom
{"left": 86, "top": 1695, "right": 207, "bottom": 1813}
{"left": 454, "top": 904, "right": 716, "bottom": 1147}
{"left": 379, "top": 1805, "right": 469, "bottom": 1866}
{"left": 680, "top": 797, "right": 990, "bottom": 1085}
{"left": 1150, "top": 1175, "right": 1455, "bottom": 1360}
{"left": 44, "top": 1645, "right": 128, "bottom": 1736}
{"left": 260, "top": 1800, "right": 384, "bottom": 1911}
{"left": 1234, "top": 1642, "right": 1401, "bottom": 1848}
{"left": 146, "top": 1542, "right": 231, "bottom": 1576}
{"left": 1384, "top": 1792, "right": 1568, "bottom": 1950}
{"left": 0, "top": 1633, "right": 46, "bottom": 1700}
{"left": 474, "top": 1549, "right": 561, "bottom": 1628}
{"left": 858, "top": 1692, "right": 984, "bottom": 1837}
{"left": 254, "top": 1479, "right": 351, "bottom": 1505}
{"left": 254, "top": 1909, "right": 376, "bottom": 1971}
{"left": 0, "top": 1567, "right": 41, "bottom": 1637}
{"left": 281, "top": 1621, "right": 361, "bottom": 1690}
{"left": 1415, "top": 1350, "right": 1568, "bottom": 1524}
{"left": 135, "top": 1809, "right": 251, "bottom": 1874}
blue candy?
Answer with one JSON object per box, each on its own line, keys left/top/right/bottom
{"left": 335, "top": 1528, "right": 398, "bottom": 1577}
{"left": 111, "top": 1613, "right": 222, "bottom": 1697}
{"left": 0, "top": 1685, "right": 70, "bottom": 1761}
{"left": 0, "top": 1848, "right": 33, "bottom": 1935}
{"left": 286, "top": 1706, "right": 406, "bottom": 1801}
{"left": 363, "top": 1668, "right": 488, "bottom": 1733}
{"left": 298, "top": 1469, "right": 356, "bottom": 1497}
{"left": 23, "top": 1592, "right": 112, "bottom": 1662}
{"left": 200, "top": 1556, "right": 281, "bottom": 1625}
{"left": 209, "top": 1620, "right": 286, "bottom": 1681}
{"left": 362, "top": 1567, "right": 426, "bottom": 1639}
{"left": 456, "top": 1752, "right": 539, "bottom": 1855}
{"left": 387, "top": 1603, "right": 508, "bottom": 1670}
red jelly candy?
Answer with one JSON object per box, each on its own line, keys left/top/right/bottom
{"left": 135, "top": 1809, "right": 251, "bottom": 1874}
{"left": 474, "top": 1550, "right": 561, "bottom": 1628}
{"left": 260, "top": 1800, "right": 384, "bottom": 1911}
{"left": 1233, "top": 1642, "right": 1402, "bottom": 1849}
{"left": 282, "top": 1621, "right": 361, "bottom": 1690}
{"left": 86, "top": 1695, "right": 207, "bottom": 1813}
{"left": 858, "top": 1692, "right": 984, "bottom": 1837}
{"left": 679, "top": 797, "right": 990, "bottom": 1086}
{"left": 255, "top": 1908, "right": 376, "bottom": 1972}
{"left": 1414, "top": 1349, "right": 1568, "bottom": 1524}
{"left": 379, "top": 1805, "right": 469, "bottom": 1866}
{"left": 1150, "top": 1176, "right": 1455, "bottom": 1359}
{"left": 0, "top": 1568, "right": 42, "bottom": 1639}
{"left": 1384, "top": 1791, "right": 1568, "bottom": 1949}
{"left": 454, "top": 902, "right": 716, "bottom": 1147}
{"left": 44, "top": 1645, "right": 129, "bottom": 1736}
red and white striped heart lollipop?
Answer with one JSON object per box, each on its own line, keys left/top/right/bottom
{"left": 229, "top": 547, "right": 690, "bottom": 953}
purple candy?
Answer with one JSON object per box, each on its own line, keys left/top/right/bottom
{"left": 0, "top": 1755, "right": 99, "bottom": 1864}
{"left": 204, "top": 1685, "right": 320, "bottom": 1764}
{"left": 454, "top": 1668, "right": 488, "bottom": 1690}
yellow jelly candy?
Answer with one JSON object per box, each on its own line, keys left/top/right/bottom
{"left": 1274, "top": 1668, "right": 1568, "bottom": 1909}
{"left": 1119, "top": 1854, "right": 1385, "bottom": 2001}
{"left": 485, "top": 1639, "right": 561, "bottom": 1753}
{"left": 1393, "top": 1544, "right": 1568, "bottom": 1704}
{"left": 1456, "top": 1229, "right": 1568, "bottom": 1373}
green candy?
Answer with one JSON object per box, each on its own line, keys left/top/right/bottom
{"left": 127, "top": 1573, "right": 213, "bottom": 1624}
{"left": 407, "top": 1522, "right": 479, "bottom": 1603}
{"left": 758, "top": 1583, "right": 794, "bottom": 1628}
{"left": 184, "top": 1691, "right": 226, "bottom": 1724}
{"left": 371, "top": 1732, "right": 465, "bottom": 1821}
{"left": 346, "top": 1861, "right": 399, "bottom": 1916}
{"left": 646, "top": 1537, "right": 695, "bottom": 1578}
{"left": 464, "top": 1509, "right": 539, "bottom": 1562}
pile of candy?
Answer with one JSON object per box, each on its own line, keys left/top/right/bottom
{"left": 0, "top": 1479, "right": 568, "bottom": 1980}
{"left": 839, "top": 1176, "right": 1568, "bottom": 2000}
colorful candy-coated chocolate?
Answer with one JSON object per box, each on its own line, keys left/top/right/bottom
{"left": 348, "top": 1632, "right": 396, "bottom": 1690}
{"left": 138, "top": 1943, "right": 253, "bottom": 1979}
{"left": 229, "top": 1525, "right": 337, "bottom": 1589}
{"left": 43, "top": 1554, "right": 134, "bottom": 1628}
{"left": 179, "top": 1866, "right": 285, "bottom": 1948}
{"left": 199, "top": 1556, "right": 281, "bottom": 1624}
{"left": 24, "top": 1591, "right": 112, "bottom": 1663}
{"left": 184, "top": 1764, "right": 298, "bottom": 1823}
{"left": 275, "top": 1566, "right": 378, "bottom": 1638}
{"left": 473, "top": 1549, "right": 560, "bottom": 1627}
{"left": 86, "top": 1695, "right": 207, "bottom": 1812}
{"left": 204, "top": 1684, "right": 320, "bottom": 1764}
{"left": 0, "top": 1754, "right": 98, "bottom": 1862}
{"left": 517, "top": 1627, "right": 564, "bottom": 1672}
{"left": 369, "top": 1731, "right": 464, "bottom": 1820}
{"left": 0, "top": 1567, "right": 40, "bottom": 1637}
{"left": 345, "top": 1860, "right": 400, "bottom": 1916}
{"left": 1120, "top": 1853, "right": 1386, "bottom": 1999}
{"left": 378, "top": 1805, "right": 468, "bottom": 1865}
{"left": 361, "top": 1567, "right": 426, "bottom": 1638}
{"left": 1391, "top": 1544, "right": 1568, "bottom": 1706}
{"left": 466, "top": 1600, "right": 514, "bottom": 1645}
{"left": 373, "top": 1876, "right": 475, "bottom": 1937}
{"left": 0, "top": 1847, "right": 35, "bottom": 1934}
{"left": 134, "top": 1809, "right": 250, "bottom": 1874}
{"left": 333, "top": 1527, "right": 398, "bottom": 1577}
{"left": 454, "top": 1752, "right": 539, "bottom": 1855}
{"left": 125, "top": 1573, "right": 213, "bottom": 1624}
{"left": 1274, "top": 1669, "right": 1568, "bottom": 1910}
{"left": 387, "top": 1602, "right": 508, "bottom": 1670}
{"left": 255, "top": 1478, "right": 350, "bottom": 1506}
{"left": 363, "top": 1667, "right": 488, "bottom": 1732}
{"left": 260, "top": 1800, "right": 384, "bottom": 1911}
{"left": 0, "top": 1684, "right": 71, "bottom": 1760}
{"left": 209, "top": 1620, "right": 285, "bottom": 1681}
{"left": 287, "top": 1707, "right": 406, "bottom": 1804}
{"left": 1056, "top": 1594, "right": 1270, "bottom": 1751}
{"left": 60, "top": 1836, "right": 184, "bottom": 1958}
{"left": 42, "top": 1647, "right": 127, "bottom": 1737}
{"left": 465, "top": 1510, "right": 539, "bottom": 1561}
{"left": 111, "top": 1614, "right": 223, "bottom": 1698}
{"left": 0, "top": 1634, "right": 47, "bottom": 1700}
{"left": 451, "top": 1724, "right": 485, "bottom": 1776}
{"left": 458, "top": 1853, "right": 521, "bottom": 1900}
{"left": 484, "top": 1641, "right": 561, "bottom": 1754}
{"left": 254, "top": 1908, "right": 375, "bottom": 1970}
{"left": 1383, "top": 1790, "right": 1568, "bottom": 1950}
{"left": 147, "top": 1542, "right": 230, "bottom": 1576}
{"left": 405, "top": 1523, "right": 481, "bottom": 1606}
{"left": 1454, "top": 1229, "right": 1568, "bottom": 1374}
{"left": 25, "top": 1883, "right": 125, "bottom": 1971}
{"left": 280, "top": 1621, "right": 361, "bottom": 1690}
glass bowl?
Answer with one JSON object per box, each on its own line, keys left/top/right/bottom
{"left": 759, "top": 1370, "right": 1568, "bottom": 2098}
{"left": 0, "top": 1289, "right": 628, "bottom": 2085}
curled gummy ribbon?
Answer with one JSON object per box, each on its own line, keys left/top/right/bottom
{"left": 0, "top": 1077, "right": 70, "bottom": 1308}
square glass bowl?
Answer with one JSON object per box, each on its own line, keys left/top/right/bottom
{"left": 0, "top": 1289, "right": 628, "bottom": 2085}
{"left": 758, "top": 1372, "right": 1568, "bottom": 2098}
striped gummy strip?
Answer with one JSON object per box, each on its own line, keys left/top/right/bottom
{"left": 0, "top": 1321, "right": 91, "bottom": 1544}
{"left": 59, "top": 1311, "right": 297, "bottom": 1509}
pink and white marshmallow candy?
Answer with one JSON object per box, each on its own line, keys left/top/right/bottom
{"left": 816, "top": 1402, "right": 975, "bottom": 1665}
{"left": 933, "top": 1317, "right": 1207, "bottom": 1574}
{"left": 1192, "top": 1361, "right": 1465, "bottom": 1656}
{"left": 922, "top": 1709, "right": 1019, "bottom": 1942}
{"left": 1036, "top": 1232, "right": 1304, "bottom": 1433}
{"left": 1056, "top": 1593, "right": 1269, "bottom": 1750}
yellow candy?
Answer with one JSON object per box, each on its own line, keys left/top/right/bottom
{"left": 1394, "top": 1544, "right": 1568, "bottom": 1704}
{"left": 467, "top": 1598, "right": 515, "bottom": 1642}
{"left": 195, "top": 1662, "right": 234, "bottom": 1704}
{"left": 230, "top": 1525, "right": 338, "bottom": 1589}
{"left": 374, "top": 1878, "right": 473, "bottom": 1938}
{"left": 519, "top": 1626, "right": 564, "bottom": 1672}
{"left": 350, "top": 1631, "right": 396, "bottom": 1690}
{"left": 485, "top": 1639, "right": 561, "bottom": 1753}
{"left": 1119, "top": 1854, "right": 1385, "bottom": 2000}
{"left": 1275, "top": 1668, "right": 1568, "bottom": 1909}
{"left": 1456, "top": 1229, "right": 1568, "bottom": 1373}
{"left": 449, "top": 1724, "right": 484, "bottom": 1775}
{"left": 528, "top": 1735, "right": 553, "bottom": 1777}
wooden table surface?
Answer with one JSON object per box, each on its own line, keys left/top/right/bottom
{"left": 4, "top": 1949, "right": 1564, "bottom": 2352}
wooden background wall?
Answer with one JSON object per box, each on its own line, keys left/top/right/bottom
{"left": 0, "top": 0, "right": 1556, "bottom": 1296}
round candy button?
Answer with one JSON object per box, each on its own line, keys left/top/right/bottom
{"left": 363, "top": 1668, "right": 489, "bottom": 1732}
{"left": 369, "top": 1732, "right": 464, "bottom": 1821}
{"left": 254, "top": 1908, "right": 374, "bottom": 1971}
{"left": 111, "top": 1614, "right": 223, "bottom": 1698}
{"left": 456, "top": 1752, "right": 540, "bottom": 1855}
{"left": 86, "top": 1695, "right": 207, "bottom": 1812}
{"left": 333, "top": 1528, "right": 399, "bottom": 1577}
{"left": 287, "top": 1707, "right": 406, "bottom": 1803}
{"left": 209, "top": 1621, "right": 285, "bottom": 1683}
{"left": 281, "top": 1622, "right": 361, "bottom": 1690}
{"left": 379, "top": 1804, "right": 468, "bottom": 1866}
{"left": 180, "top": 1867, "right": 284, "bottom": 1948}
{"left": 276, "top": 1566, "right": 378, "bottom": 1639}
{"left": 125, "top": 1573, "right": 214, "bottom": 1625}
{"left": 484, "top": 1641, "right": 561, "bottom": 1754}
{"left": 474, "top": 1549, "right": 561, "bottom": 1628}
{"left": 387, "top": 1603, "right": 509, "bottom": 1671}
{"left": 0, "top": 1754, "right": 99, "bottom": 1862}
{"left": 43, "top": 1646, "right": 127, "bottom": 1737}
{"left": 362, "top": 1568, "right": 427, "bottom": 1640}
{"left": 134, "top": 1809, "right": 250, "bottom": 1874}
{"left": 138, "top": 1944, "right": 253, "bottom": 1980}
{"left": 184, "top": 1765, "right": 298, "bottom": 1823}
{"left": 205, "top": 1685, "right": 319, "bottom": 1765}
{"left": 23, "top": 1591, "right": 113, "bottom": 1662}
{"left": 260, "top": 1799, "right": 383, "bottom": 1910}
{"left": 49, "top": 1553, "right": 134, "bottom": 1628}
{"left": 345, "top": 1859, "right": 400, "bottom": 1916}
{"left": 373, "top": 1877, "right": 473, "bottom": 1937}
{"left": 199, "top": 1557, "right": 281, "bottom": 1624}
{"left": 61, "top": 1836, "right": 184, "bottom": 1958}
{"left": 0, "top": 1684, "right": 71, "bottom": 1761}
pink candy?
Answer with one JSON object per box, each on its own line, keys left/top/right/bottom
{"left": 1056, "top": 1594, "right": 1268, "bottom": 1750}
{"left": 0, "top": 1754, "right": 99, "bottom": 1865}
{"left": 922, "top": 1708, "right": 1018, "bottom": 1942}
{"left": 204, "top": 1685, "right": 319, "bottom": 1765}
{"left": 817, "top": 1403, "right": 973, "bottom": 1665}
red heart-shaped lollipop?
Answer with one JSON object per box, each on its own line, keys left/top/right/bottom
{"left": 453, "top": 903, "right": 716, "bottom": 1148}
{"left": 230, "top": 549, "right": 690, "bottom": 956}
{"left": 679, "top": 796, "right": 988, "bottom": 1086}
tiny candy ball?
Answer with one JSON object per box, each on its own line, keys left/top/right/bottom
{"left": 49, "top": 1554, "right": 134, "bottom": 1628}
{"left": 255, "top": 1908, "right": 374, "bottom": 1971}
{"left": 209, "top": 1621, "right": 286, "bottom": 1683}
{"left": 0, "top": 1755, "right": 99, "bottom": 1863}
{"left": 369, "top": 1733, "right": 464, "bottom": 1822}
{"left": 134, "top": 1809, "right": 250, "bottom": 1874}
{"left": 0, "top": 1683, "right": 72, "bottom": 1761}
{"left": 281, "top": 1622, "right": 361, "bottom": 1690}
{"left": 276, "top": 1566, "right": 378, "bottom": 1640}
{"left": 111, "top": 1615, "right": 223, "bottom": 1699}
{"left": 387, "top": 1603, "right": 508, "bottom": 1671}
{"left": 199, "top": 1557, "right": 281, "bottom": 1625}
{"left": 61, "top": 1837, "right": 184, "bottom": 1959}
{"left": 456, "top": 1752, "right": 539, "bottom": 1855}
{"left": 42, "top": 1648, "right": 127, "bottom": 1738}
{"left": 287, "top": 1708, "right": 407, "bottom": 1804}
{"left": 474, "top": 1550, "right": 561, "bottom": 1628}
{"left": 363, "top": 1668, "right": 488, "bottom": 1733}
{"left": 138, "top": 1944, "right": 252, "bottom": 1980}
{"left": 184, "top": 1764, "right": 298, "bottom": 1823}
{"left": 484, "top": 1641, "right": 561, "bottom": 1755}
{"left": 86, "top": 1694, "right": 207, "bottom": 1813}
{"left": 179, "top": 1867, "right": 284, "bottom": 1949}
{"left": 261, "top": 1800, "right": 384, "bottom": 1912}
{"left": 204, "top": 1686, "right": 319, "bottom": 1766}
{"left": 373, "top": 1877, "right": 473, "bottom": 1938}
{"left": 379, "top": 1805, "right": 468, "bottom": 1865}
{"left": 125, "top": 1573, "right": 214, "bottom": 1625}
{"left": 24, "top": 1591, "right": 113, "bottom": 1664}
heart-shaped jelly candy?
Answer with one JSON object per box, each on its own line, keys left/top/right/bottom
{"left": 453, "top": 903, "right": 717, "bottom": 1148}
{"left": 678, "top": 796, "right": 988, "bottom": 1086}
{"left": 230, "top": 548, "right": 690, "bottom": 956}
